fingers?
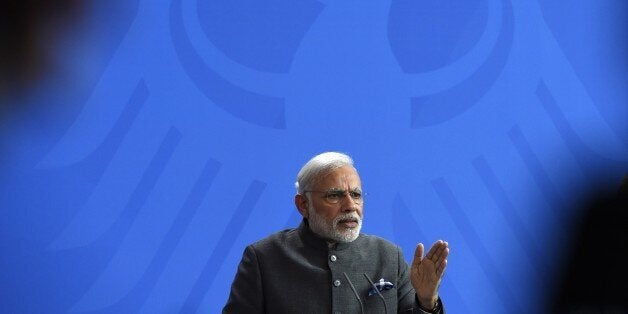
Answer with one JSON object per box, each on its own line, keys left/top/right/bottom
{"left": 425, "top": 240, "right": 447, "bottom": 260}
{"left": 436, "top": 257, "right": 448, "bottom": 277}
{"left": 434, "top": 241, "right": 449, "bottom": 276}
{"left": 427, "top": 240, "right": 450, "bottom": 273}
{"left": 412, "top": 243, "right": 425, "bottom": 269}
{"left": 414, "top": 240, "right": 450, "bottom": 276}
{"left": 424, "top": 240, "right": 441, "bottom": 260}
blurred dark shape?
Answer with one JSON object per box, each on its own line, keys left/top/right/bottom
{"left": 548, "top": 175, "right": 628, "bottom": 313}
{"left": 0, "top": 0, "right": 81, "bottom": 110}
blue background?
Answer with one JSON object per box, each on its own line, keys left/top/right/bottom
{"left": 1, "top": 0, "right": 626, "bottom": 313}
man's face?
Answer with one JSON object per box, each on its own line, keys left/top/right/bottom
{"left": 303, "top": 165, "right": 363, "bottom": 242}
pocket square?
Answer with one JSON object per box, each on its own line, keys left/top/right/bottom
{"left": 368, "top": 278, "right": 394, "bottom": 296}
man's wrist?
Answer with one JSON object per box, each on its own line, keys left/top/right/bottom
{"left": 417, "top": 295, "right": 440, "bottom": 313}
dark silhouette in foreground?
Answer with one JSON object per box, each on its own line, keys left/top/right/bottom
{"left": 548, "top": 175, "right": 628, "bottom": 313}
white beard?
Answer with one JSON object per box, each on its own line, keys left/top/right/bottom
{"left": 307, "top": 204, "right": 362, "bottom": 243}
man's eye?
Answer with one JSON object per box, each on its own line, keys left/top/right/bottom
{"left": 350, "top": 191, "right": 362, "bottom": 198}
{"left": 326, "top": 192, "right": 343, "bottom": 199}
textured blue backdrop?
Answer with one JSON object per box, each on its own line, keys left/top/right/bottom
{"left": 1, "top": 0, "right": 626, "bottom": 313}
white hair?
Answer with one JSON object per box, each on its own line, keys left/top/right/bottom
{"left": 295, "top": 152, "right": 355, "bottom": 194}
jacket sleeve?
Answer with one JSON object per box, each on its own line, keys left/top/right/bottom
{"left": 396, "top": 246, "right": 446, "bottom": 314}
{"left": 222, "top": 245, "right": 264, "bottom": 313}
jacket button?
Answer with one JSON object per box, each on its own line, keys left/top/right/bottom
{"left": 330, "top": 255, "right": 337, "bottom": 262}
{"left": 333, "top": 279, "right": 341, "bottom": 287}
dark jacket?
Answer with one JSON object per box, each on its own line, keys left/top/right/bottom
{"left": 223, "top": 220, "right": 444, "bottom": 313}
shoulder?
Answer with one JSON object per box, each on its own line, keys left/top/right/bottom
{"left": 248, "top": 227, "right": 300, "bottom": 252}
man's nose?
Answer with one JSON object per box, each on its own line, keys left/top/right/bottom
{"left": 340, "top": 193, "right": 357, "bottom": 210}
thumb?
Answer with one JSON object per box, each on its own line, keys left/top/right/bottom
{"left": 412, "top": 243, "right": 424, "bottom": 268}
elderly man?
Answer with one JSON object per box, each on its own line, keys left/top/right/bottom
{"left": 223, "top": 152, "right": 449, "bottom": 313}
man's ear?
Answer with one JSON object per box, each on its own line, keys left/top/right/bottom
{"left": 294, "top": 194, "right": 309, "bottom": 218}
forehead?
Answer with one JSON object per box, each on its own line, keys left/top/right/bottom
{"left": 314, "top": 166, "right": 361, "bottom": 189}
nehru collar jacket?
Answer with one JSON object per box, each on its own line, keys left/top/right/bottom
{"left": 223, "top": 219, "right": 444, "bottom": 314}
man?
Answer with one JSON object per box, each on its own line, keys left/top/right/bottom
{"left": 223, "top": 152, "right": 449, "bottom": 313}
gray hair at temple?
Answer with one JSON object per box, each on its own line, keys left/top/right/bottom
{"left": 295, "top": 152, "right": 355, "bottom": 194}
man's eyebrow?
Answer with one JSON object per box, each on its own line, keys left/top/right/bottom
{"left": 324, "top": 187, "right": 362, "bottom": 192}
{"left": 326, "top": 188, "right": 344, "bottom": 192}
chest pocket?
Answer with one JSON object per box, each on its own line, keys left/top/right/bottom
{"left": 363, "top": 285, "right": 397, "bottom": 314}
{"left": 341, "top": 271, "right": 398, "bottom": 313}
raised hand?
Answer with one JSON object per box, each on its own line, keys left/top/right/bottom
{"left": 410, "top": 240, "right": 449, "bottom": 310}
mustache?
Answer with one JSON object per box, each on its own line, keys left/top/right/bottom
{"left": 333, "top": 213, "right": 361, "bottom": 224}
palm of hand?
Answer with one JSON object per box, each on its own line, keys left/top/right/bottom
{"left": 410, "top": 241, "right": 449, "bottom": 307}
